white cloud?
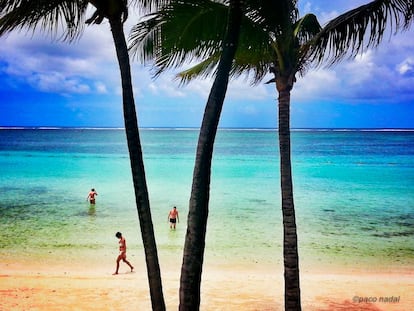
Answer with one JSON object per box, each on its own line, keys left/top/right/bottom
{"left": 227, "top": 77, "right": 272, "bottom": 101}
{"left": 28, "top": 72, "right": 91, "bottom": 94}
{"left": 302, "top": 2, "right": 312, "bottom": 14}
{"left": 158, "top": 82, "right": 186, "bottom": 98}
{"left": 1, "top": 1, "right": 414, "bottom": 108}
{"left": 95, "top": 82, "right": 108, "bottom": 94}
{"left": 179, "top": 78, "right": 211, "bottom": 99}
{"left": 397, "top": 57, "right": 414, "bottom": 75}
{"left": 293, "top": 68, "right": 340, "bottom": 101}
{"left": 342, "top": 50, "right": 376, "bottom": 86}
{"left": 291, "top": 22, "right": 414, "bottom": 104}
{"left": 0, "top": 11, "right": 121, "bottom": 96}
{"left": 144, "top": 74, "right": 186, "bottom": 98}
{"left": 147, "top": 82, "right": 158, "bottom": 94}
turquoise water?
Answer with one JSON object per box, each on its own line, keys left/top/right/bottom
{"left": 0, "top": 129, "right": 413, "bottom": 270}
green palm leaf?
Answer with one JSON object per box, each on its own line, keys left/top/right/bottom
{"left": 0, "top": 0, "right": 89, "bottom": 41}
{"left": 130, "top": 0, "right": 228, "bottom": 75}
{"left": 311, "top": 0, "right": 414, "bottom": 65}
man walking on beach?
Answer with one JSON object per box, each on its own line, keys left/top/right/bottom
{"left": 167, "top": 206, "right": 179, "bottom": 230}
{"left": 86, "top": 188, "right": 98, "bottom": 204}
{"left": 113, "top": 232, "right": 134, "bottom": 275}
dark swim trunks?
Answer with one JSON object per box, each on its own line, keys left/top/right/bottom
{"left": 169, "top": 218, "right": 177, "bottom": 224}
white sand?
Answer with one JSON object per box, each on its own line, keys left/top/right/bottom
{"left": 1, "top": 259, "right": 413, "bottom": 310}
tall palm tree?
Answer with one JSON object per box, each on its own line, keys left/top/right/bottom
{"left": 130, "top": 0, "right": 242, "bottom": 309}
{"left": 177, "top": 2, "right": 242, "bottom": 310}
{"left": 0, "top": 1, "right": 166, "bottom": 310}
{"left": 130, "top": 0, "right": 414, "bottom": 310}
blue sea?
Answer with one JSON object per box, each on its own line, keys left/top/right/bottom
{"left": 1, "top": 128, "right": 413, "bottom": 272}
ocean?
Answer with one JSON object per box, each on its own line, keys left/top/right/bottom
{"left": 1, "top": 128, "right": 413, "bottom": 272}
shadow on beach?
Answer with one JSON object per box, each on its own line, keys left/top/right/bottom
{"left": 318, "top": 299, "right": 386, "bottom": 311}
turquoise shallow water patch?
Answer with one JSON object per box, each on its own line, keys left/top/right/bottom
{"left": 1, "top": 128, "right": 413, "bottom": 269}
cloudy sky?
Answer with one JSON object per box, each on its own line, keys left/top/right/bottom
{"left": 1, "top": 0, "right": 413, "bottom": 129}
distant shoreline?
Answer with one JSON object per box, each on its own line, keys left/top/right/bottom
{"left": 1, "top": 126, "right": 414, "bottom": 132}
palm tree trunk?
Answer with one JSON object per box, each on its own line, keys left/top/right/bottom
{"left": 109, "top": 18, "right": 166, "bottom": 311}
{"left": 277, "top": 79, "right": 301, "bottom": 311}
{"left": 179, "top": 1, "right": 242, "bottom": 310}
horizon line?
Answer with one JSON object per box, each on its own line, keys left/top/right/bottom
{"left": 1, "top": 126, "right": 414, "bottom": 132}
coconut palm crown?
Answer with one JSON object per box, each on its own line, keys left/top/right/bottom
{"left": 130, "top": 0, "right": 414, "bottom": 84}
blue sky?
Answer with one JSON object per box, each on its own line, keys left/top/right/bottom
{"left": 0, "top": 0, "right": 413, "bottom": 129}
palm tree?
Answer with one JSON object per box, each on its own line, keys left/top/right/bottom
{"left": 130, "top": 0, "right": 414, "bottom": 310}
{"left": 176, "top": 2, "right": 242, "bottom": 310}
{"left": 0, "top": 1, "right": 166, "bottom": 310}
{"left": 130, "top": 0, "right": 242, "bottom": 309}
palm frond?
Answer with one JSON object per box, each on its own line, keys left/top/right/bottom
{"left": 178, "top": 50, "right": 274, "bottom": 86}
{"left": 293, "top": 13, "right": 321, "bottom": 43}
{"left": 176, "top": 46, "right": 273, "bottom": 86}
{"left": 0, "top": 0, "right": 89, "bottom": 41}
{"left": 129, "top": 0, "right": 228, "bottom": 76}
{"left": 233, "top": 1, "right": 276, "bottom": 84}
{"left": 130, "top": 0, "right": 180, "bottom": 14}
{"left": 311, "top": 0, "right": 414, "bottom": 66}
{"left": 289, "top": 13, "right": 322, "bottom": 77}
{"left": 231, "top": 41, "right": 274, "bottom": 84}
{"left": 129, "top": 0, "right": 276, "bottom": 84}
{"left": 245, "top": 0, "right": 298, "bottom": 36}
{"left": 176, "top": 53, "right": 221, "bottom": 84}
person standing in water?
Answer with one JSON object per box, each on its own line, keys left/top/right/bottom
{"left": 167, "top": 206, "right": 179, "bottom": 230}
{"left": 113, "top": 232, "right": 134, "bottom": 275}
{"left": 86, "top": 188, "right": 98, "bottom": 204}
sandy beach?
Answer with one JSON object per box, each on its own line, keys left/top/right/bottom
{"left": 1, "top": 258, "right": 413, "bottom": 311}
